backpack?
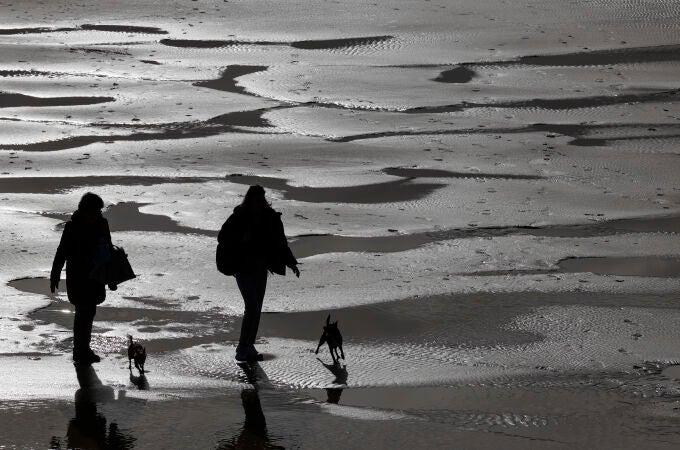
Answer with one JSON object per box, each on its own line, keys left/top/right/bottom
{"left": 216, "top": 241, "right": 236, "bottom": 276}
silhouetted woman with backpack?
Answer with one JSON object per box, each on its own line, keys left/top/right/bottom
{"left": 217, "top": 185, "right": 300, "bottom": 362}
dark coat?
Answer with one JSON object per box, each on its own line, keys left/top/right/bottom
{"left": 51, "top": 211, "right": 113, "bottom": 305}
{"left": 217, "top": 206, "right": 297, "bottom": 276}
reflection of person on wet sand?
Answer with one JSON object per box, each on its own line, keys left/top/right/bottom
{"left": 217, "top": 185, "right": 300, "bottom": 362}
{"left": 49, "top": 365, "right": 135, "bottom": 449}
{"left": 217, "top": 389, "right": 284, "bottom": 450}
{"left": 218, "top": 362, "right": 284, "bottom": 450}
{"left": 50, "top": 193, "right": 115, "bottom": 364}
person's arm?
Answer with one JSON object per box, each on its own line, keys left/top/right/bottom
{"left": 50, "top": 222, "right": 71, "bottom": 293}
{"left": 103, "top": 217, "right": 113, "bottom": 249}
{"left": 102, "top": 218, "right": 119, "bottom": 290}
{"left": 274, "top": 213, "right": 299, "bottom": 277}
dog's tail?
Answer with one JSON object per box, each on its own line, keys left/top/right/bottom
{"left": 326, "top": 314, "right": 331, "bottom": 325}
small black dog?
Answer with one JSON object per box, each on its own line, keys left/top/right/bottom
{"left": 127, "top": 335, "right": 146, "bottom": 374}
{"left": 315, "top": 314, "right": 345, "bottom": 363}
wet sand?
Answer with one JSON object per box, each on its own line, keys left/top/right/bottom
{"left": 8, "top": 277, "right": 680, "bottom": 448}
{"left": 2, "top": 0, "right": 680, "bottom": 447}
{"left": 558, "top": 256, "right": 680, "bottom": 278}
{"left": 40, "top": 197, "right": 680, "bottom": 258}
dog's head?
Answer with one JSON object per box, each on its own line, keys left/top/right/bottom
{"left": 323, "top": 314, "right": 341, "bottom": 339}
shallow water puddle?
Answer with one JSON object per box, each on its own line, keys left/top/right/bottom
{"left": 558, "top": 256, "right": 680, "bottom": 278}
{"left": 662, "top": 365, "right": 680, "bottom": 381}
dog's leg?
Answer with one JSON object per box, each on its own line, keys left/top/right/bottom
{"left": 128, "top": 358, "right": 132, "bottom": 370}
{"left": 315, "top": 334, "right": 326, "bottom": 354}
{"left": 339, "top": 345, "right": 345, "bottom": 360}
{"left": 328, "top": 343, "right": 336, "bottom": 363}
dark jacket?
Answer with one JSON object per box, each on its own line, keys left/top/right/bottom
{"left": 217, "top": 206, "right": 297, "bottom": 276}
{"left": 51, "top": 211, "right": 113, "bottom": 305}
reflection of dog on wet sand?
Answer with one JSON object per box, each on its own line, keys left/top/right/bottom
{"left": 315, "top": 314, "right": 345, "bottom": 363}
{"left": 317, "top": 358, "right": 347, "bottom": 404}
{"left": 127, "top": 335, "right": 146, "bottom": 374}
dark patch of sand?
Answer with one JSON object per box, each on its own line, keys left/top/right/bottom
{"left": 383, "top": 166, "right": 543, "bottom": 180}
{"left": 159, "top": 36, "right": 392, "bottom": 51}
{"left": 103, "top": 202, "right": 214, "bottom": 235}
{"left": 39, "top": 195, "right": 680, "bottom": 258}
{"left": 0, "top": 70, "right": 63, "bottom": 78}
{"left": 0, "top": 27, "right": 78, "bottom": 35}
{"left": 291, "top": 214, "right": 680, "bottom": 258}
{"left": 290, "top": 233, "right": 433, "bottom": 258}
{"left": 224, "top": 173, "right": 445, "bottom": 204}
{"left": 331, "top": 122, "right": 680, "bottom": 144}
{"left": 487, "top": 89, "right": 680, "bottom": 110}
{"left": 433, "top": 65, "right": 477, "bottom": 83}
{"left": 491, "top": 44, "right": 680, "bottom": 68}
{"left": 13, "top": 277, "right": 680, "bottom": 354}
{"left": 557, "top": 256, "right": 680, "bottom": 278}
{"left": 570, "top": 134, "right": 680, "bottom": 147}
{"left": 0, "top": 92, "right": 114, "bottom": 108}
{"left": 80, "top": 24, "right": 168, "bottom": 34}
{"left": 14, "top": 278, "right": 539, "bottom": 350}
{"left": 461, "top": 255, "right": 680, "bottom": 278}
{"left": 290, "top": 35, "right": 393, "bottom": 50}
{"left": 406, "top": 89, "right": 680, "bottom": 113}
{"left": 159, "top": 38, "right": 281, "bottom": 48}
{"left": 45, "top": 202, "right": 217, "bottom": 236}
{"left": 194, "top": 65, "right": 269, "bottom": 95}
{"left": 329, "top": 124, "right": 538, "bottom": 142}
{"left": 529, "top": 215, "right": 680, "bottom": 237}
{"left": 0, "top": 176, "right": 215, "bottom": 194}
{"left": 0, "top": 108, "right": 275, "bottom": 151}
{"left": 661, "top": 364, "right": 680, "bottom": 381}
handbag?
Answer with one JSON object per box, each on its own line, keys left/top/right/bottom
{"left": 90, "top": 246, "right": 136, "bottom": 286}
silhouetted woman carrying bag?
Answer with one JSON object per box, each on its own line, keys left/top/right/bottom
{"left": 217, "top": 185, "right": 300, "bottom": 362}
{"left": 51, "top": 193, "right": 115, "bottom": 364}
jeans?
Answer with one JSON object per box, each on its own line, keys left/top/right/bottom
{"left": 73, "top": 303, "right": 96, "bottom": 356}
{"left": 235, "top": 270, "right": 268, "bottom": 354}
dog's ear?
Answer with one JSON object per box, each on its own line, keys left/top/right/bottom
{"left": 334, "top": 321, "right": 338, "bottom": 326}
{"left": 326, "top": 314, "right": 331, "bottom": 325}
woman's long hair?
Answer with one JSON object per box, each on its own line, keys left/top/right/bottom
{"left": 241, "top": 185, "right": 271, "bottom": 212}
{"left": 78, "top": 192, "right": 104, "bottom": 212}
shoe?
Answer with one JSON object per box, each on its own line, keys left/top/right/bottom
{"left": 248, "top": 345, "right": 264, "bottom": 361}
{"left": 75, "top": 349, "right": 100, "bottom": 364}
{"left": 87, "top": 351, "right": 101, "bottom": 363}
{"left": 235, "top": 347, "right": 249, "bottom": 363}
{"left": 235, "top": 347, "right": 263, "bottom": 363}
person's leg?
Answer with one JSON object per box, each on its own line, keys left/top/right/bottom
{"left": 235, "top": 272, "right": 258, "bottom": 359}
{"left": 235, "top": 270, "right": 268, "bottom": 359}
{"left": 73, "top": 303, "right": 96, "bottom": 360}
{"left": 247, "top": 270, "right": 268, "bottom": 350}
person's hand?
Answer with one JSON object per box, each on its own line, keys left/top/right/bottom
{"left": 50, "top": 279, "right": 59, "bottom": 294}
{"left": 291, "top": 265, "right": 300, "bottom": 278}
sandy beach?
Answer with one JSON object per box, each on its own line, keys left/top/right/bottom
{"left": 1, "top": 0, "right": 680, "bottom": 448}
